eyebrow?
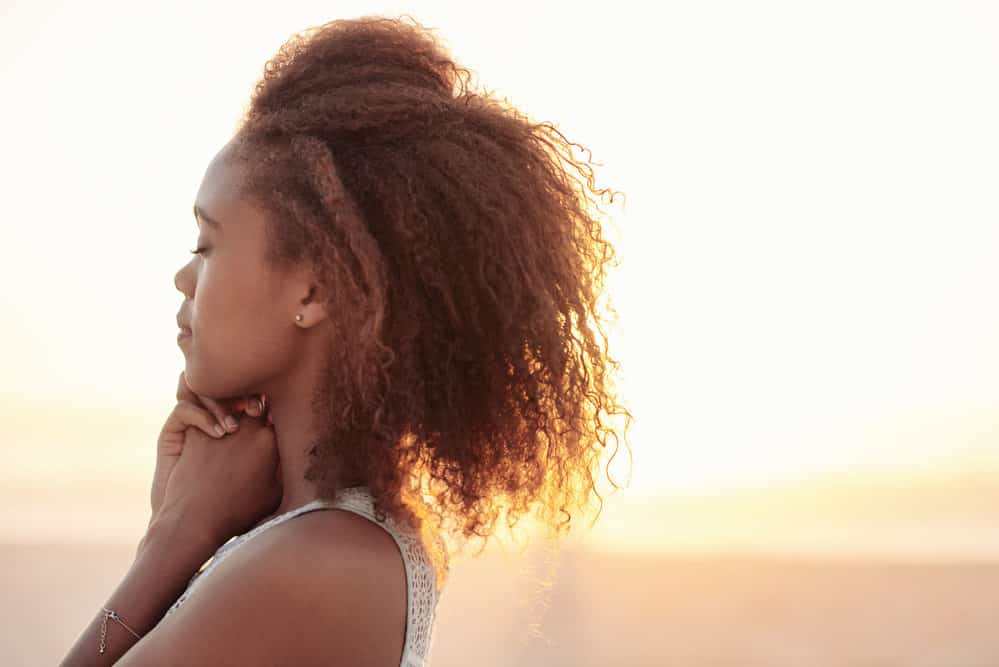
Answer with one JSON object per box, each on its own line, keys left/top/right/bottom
{"left": 193, "top": 204, "right": 223, "bottom": 230}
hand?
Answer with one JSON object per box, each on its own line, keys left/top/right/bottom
{"left": 157, "top": 409, "right": 282, "bottom": 548}
{"left": 150, "top": 371, "right": 273, "bottom": 519}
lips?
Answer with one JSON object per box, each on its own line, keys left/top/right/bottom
{"left": 177, "top": 324, "right": 192, "bottom": 346}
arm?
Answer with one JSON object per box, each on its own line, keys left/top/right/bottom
{"left": 59, "top": 511, "right": 220, "bottom": 667}
{"left": 61, "top": 376, "right": 279, "bottom": 665}
{"left": 116, "top": 511, "right": 406, "bottom": 666}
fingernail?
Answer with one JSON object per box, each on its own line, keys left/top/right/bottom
{"left": 224, "top": 416, "right": 238, "bottom": 430}
{"left": 214, "top": 424, "right": 226, "bottom": 436}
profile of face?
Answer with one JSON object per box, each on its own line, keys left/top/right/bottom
{"left": 174, "top": 141, "right": 322, "bottom": 400}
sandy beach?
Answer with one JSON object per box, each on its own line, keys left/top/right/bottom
{"left": 7, "top": 540, "right": 999, "bottom": 666}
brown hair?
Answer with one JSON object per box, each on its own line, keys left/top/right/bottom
{"left": 228, "top": 15, "right": 633, "bottom": 582}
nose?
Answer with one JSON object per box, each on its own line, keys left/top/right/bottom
{"left": 174, "top": 261, "right": 194, "bottom": 298}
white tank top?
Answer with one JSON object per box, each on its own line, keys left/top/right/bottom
{"left": 161, "top": 486, "right": 448, "bottom": 666}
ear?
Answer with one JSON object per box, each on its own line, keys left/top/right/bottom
{"left": 294, "top": 284, "right": 329, "bottom": 328}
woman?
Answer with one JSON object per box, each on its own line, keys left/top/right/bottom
{"left": 61, "top": 14, "right": 631, "bottom": 666}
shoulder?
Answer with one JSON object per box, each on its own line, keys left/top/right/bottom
{"left": 118, "top": 509, "right": 407, "bottom": 667}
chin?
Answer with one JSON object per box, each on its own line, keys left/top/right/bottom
{"left": 184, "top": 363, "right": 256, "bottom": 402}
{"left": 181, "top": 364, "right": 219, "bottom": 398}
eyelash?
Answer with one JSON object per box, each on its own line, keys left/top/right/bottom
{"left": 189, "top": 246, "right": 207, "bottom": 256}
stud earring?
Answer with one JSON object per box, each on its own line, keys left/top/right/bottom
{"left": 295, "top": 314, "right": 303, "bottom": 322}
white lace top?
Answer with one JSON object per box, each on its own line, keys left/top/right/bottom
{"left": 160, "top": 486, "right": 448, "bottom": 666}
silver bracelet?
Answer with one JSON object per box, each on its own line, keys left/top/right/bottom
{"left": 99, "top": 607, "right": 143, "bottom": 655}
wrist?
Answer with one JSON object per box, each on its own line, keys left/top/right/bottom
{"left": 59, "top": 509, "right": 222, "bottom": 666}
{"left": 140, "top": 507, "right": 222, "bottom": 563}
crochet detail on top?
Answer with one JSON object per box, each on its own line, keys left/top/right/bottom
{"left": 159, "top": 486, "right": 449, "bottom": 667}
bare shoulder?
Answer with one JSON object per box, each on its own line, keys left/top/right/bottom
{"left": 117, "top": 509, "right": 407, "bottom": 667}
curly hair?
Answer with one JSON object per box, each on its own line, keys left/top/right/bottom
{"left": 225, "top": 14, "right": 633, "bottom": 586}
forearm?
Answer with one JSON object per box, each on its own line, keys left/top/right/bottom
{"left": 59, "top": 513, "right": 219, "bottom": 666}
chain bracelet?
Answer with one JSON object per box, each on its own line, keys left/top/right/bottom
{"left": 98, "top": 607, "right": 143, "bottom": 655}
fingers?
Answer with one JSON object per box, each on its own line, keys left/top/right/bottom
{"left": 172, "top": 400, "right": 229, "bottom": 438}
{"left": 175, "top": 371, "right": 268, "bottom": 430}
{"left": 196, "top": 394, "right": 242, "bottom": 433}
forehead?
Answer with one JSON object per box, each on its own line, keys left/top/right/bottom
{"left": 195, "top": 144, "right": 247, "bottom": 210}
{"left": 191, "top": 146, "right": 275, "bottom": 242}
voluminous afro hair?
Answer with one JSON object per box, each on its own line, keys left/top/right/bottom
{"left": 227, "top": 15, "right": 633, "bottom": 583}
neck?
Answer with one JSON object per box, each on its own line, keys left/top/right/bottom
{"left": 257, "top": 336, "right": 363, "bottom": 521}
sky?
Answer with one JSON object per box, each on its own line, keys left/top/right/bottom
{"left": 2, "top": 0, "right": 998, "bottom": 555}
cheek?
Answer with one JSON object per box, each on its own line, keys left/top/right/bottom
{"left": 185, "top": 276, "right": 240, "bottom": 362}
{"left": 185, "top": 262, "right": 292, "bottom": 389}
{"left": 191, "top": 287, "right": 284, "bottom": 369}
{"left": 192, "top": 266, "right": 242, "bottom": 331}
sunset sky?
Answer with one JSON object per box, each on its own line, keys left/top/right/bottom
{"left": 2, "top": 0, "right": 998, "bottom": 556}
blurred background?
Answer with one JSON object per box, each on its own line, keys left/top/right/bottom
{"left": 3, "top": 0, "right": 999, "bottom": 665}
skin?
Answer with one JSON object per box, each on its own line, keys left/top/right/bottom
{"left": 62, "top": 138, "right": 406, "bottom": 666}
{"left": 117, "top": 510, "right": 407, "bottom": 666}
{"left": 174, "top": 137, "right": 360, "bottom": 523}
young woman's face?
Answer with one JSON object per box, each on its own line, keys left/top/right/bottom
{"left": 174, "top": 144, "right": 305, "bottom": 399}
